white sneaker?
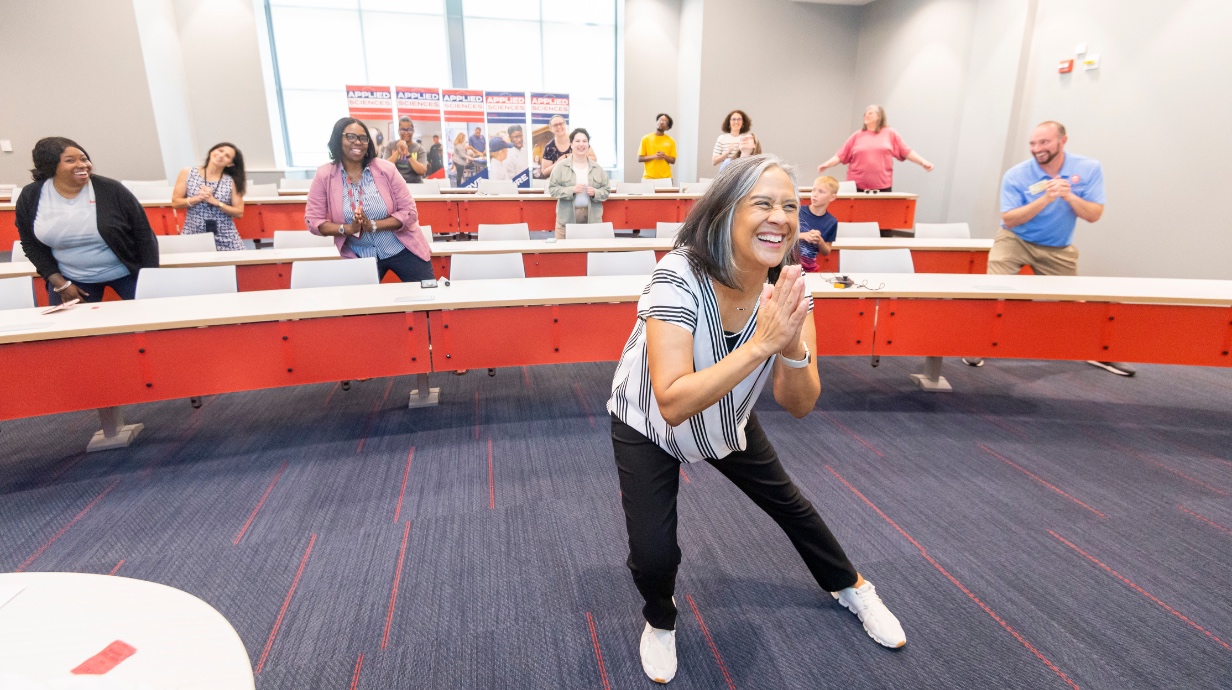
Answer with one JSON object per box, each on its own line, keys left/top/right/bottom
{"left": 640, "top": 622, "right": 677, "bottom": 684}
{"left": 832, "top": 580, "right": 906, "bottom": 648}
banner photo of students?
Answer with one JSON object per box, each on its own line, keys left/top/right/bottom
{"left": 442, "top": 89, "right": 487, "bottom": 188}
{"left": 395, "top": 87, "right": 446, "bottom": 181}
{"left": 530, "top": 93, "right": 570, "bottom": 179}
{"left": 484, "top": 92, "right": 529, "bottom": 188}
{"left": 346, "top": 85, "right": 395, "bottom": 152}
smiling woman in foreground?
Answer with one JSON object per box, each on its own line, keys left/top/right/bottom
{"left": 606, "top": 154, "right": 906, "bottom": 684}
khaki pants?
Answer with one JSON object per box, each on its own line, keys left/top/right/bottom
{"left": 555, "top": 205, "right": 592, "bottom": 239}
{"left": 986, "top": 228, "right": 1079, "bottom": 276}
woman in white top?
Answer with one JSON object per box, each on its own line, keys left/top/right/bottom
{"left": 546, "top": 128, "right": 610, "bottom": 239}
{"left": 711, "top": 109, "right": 760, "bottom": 169}
{"left": 607, "top": 155, "right": 906, "bottom": 684}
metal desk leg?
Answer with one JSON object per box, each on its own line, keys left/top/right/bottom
{"left": 910, "top": 356, "right": 953, "bottom": 392}
{"left": 87, "top": 407, "right": 145, "bottom": 452}
{"left": 408, "top": 373, "right": 440, "bottom": 408}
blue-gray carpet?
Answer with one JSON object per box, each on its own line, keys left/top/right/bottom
{"left": 2, "top": 356, "right": 1231, "bottom": 689}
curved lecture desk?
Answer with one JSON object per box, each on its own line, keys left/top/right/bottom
{"left": 0, "top": 273, "right": 1228, "bottom": 451}
{"left": 2, "top": 237, "right": 993, "bottom": 306}
{"left": 0, "top": 190, "right": 917, "bottom": 243}
{"left": 0, "top": 572, "right": 254, "bottom": 689}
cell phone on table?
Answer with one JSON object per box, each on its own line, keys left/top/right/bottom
{"left": 41, "top": 299, "right": 80, "bottom": 315}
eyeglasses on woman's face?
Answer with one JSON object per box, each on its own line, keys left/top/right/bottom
{"left": 343, "top": 132, "right": 370, "bottom": 144}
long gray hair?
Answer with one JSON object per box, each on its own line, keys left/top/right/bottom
{"left": 675, "top": 154, "right": 799, "bottom": 289}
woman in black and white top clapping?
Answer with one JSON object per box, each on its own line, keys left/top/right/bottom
{"left": 607, "top": 154, "right": 905, "bottom": 685}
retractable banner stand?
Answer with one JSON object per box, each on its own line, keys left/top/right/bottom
{"left": 442, "top": 89, "right": 487, "bottom": 188}
{"left": 484, "top": 92, "right": 530, "bottom": 188}
{"left": 346, "top": 85, "right": 395, "bottom": 151}
{"left": 396, "top": 87, "right": 446, "bottom": 180}
{"left": 530, "top": 93, "right": 570, "bottom": 179}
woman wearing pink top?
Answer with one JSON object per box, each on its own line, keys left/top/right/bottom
{"left": 304, "top": 117, "right": 434, "bottom": 282}
{"left": 818, "top": 105, "right": 933, "bottom": 192}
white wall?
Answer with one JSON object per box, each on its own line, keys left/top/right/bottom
{"left": 1013, "top": 0, "right": 1232, "bottom": 279}
{"left": 694, "top": 0, "right": 861, "bottom": 180}
{"left": 624, "top": 0, "right": 682, "bottom": 182}
{"left": 0, "top": 0, "right": 166, "bottom": 184}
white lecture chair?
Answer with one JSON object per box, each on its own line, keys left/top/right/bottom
{"left": 290, "top": 257, "right": 378, "bottom": 289}
{"left": 477, "top": 179, "right": 517, "bottom": 195}
{"left": 278, "top": 178, "right": 313, "bottom": 193}
{"left": 616, "top": 182, "right": 654, "bottom": 195}
{"left": 681, "top": 181, "right": 711, "bottom": 194}
{"left": 647, "top": 178, "right": 674, "bottom": 189}
{"left": 127, "top": 185, "right": 175, "bottom": 202}
{"left": 656, "top": 222, "right": 683, "bottom": 240}
{"left": 157, "top": 233, "right": 217, "bottom": 254}
{"left": 836, "top": 222, "right": 881, "bottom": 239}
{"left": 0, "top": 276, "right": 36, "bottom": 310}
{"left": 477, "top": 223, "right": 530, "bottom": 242}
{"left": 565, "top": 222, "right": 615, "bottom": 240}
{"left": 586, "top": 251, "right": 657, "bottom": 277}
{"left": 135, "top": 266, "right": 237, "bottom": 299}
{"left": 10, "top": 241, "right": 26, "bottom": 262}
{"left": 121, "top": 179, "right": 172, "bottom": 189}
{"left": 838, "top": 180, "right": 858, "bottom": 194}
{"left": 419, "top": 224, "right": 434, "bottom": 246}
{"left": 839, "top": 249, "right": 914, "bottom": 274}
{"left": 273, "top": 230, "right": 337, "bottom": 249}
{"left": 407, "top": 181, "right": 441, "bottom": 196}
{"left": 245, "top": 182, "right": 278, "bottom": 197}
{"left": 450, "top": 253, "right": 526, "bottom": 281}
{"left": 9, "top": 185, "right": 23, "bottom": 201}
{"left": 913, "top": 222, "right": 972, "bottom": 239}
{"left": 530, "top": 178, "right": 547, "bottom": 189}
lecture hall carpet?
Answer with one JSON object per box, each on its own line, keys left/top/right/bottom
{"left": 2, "top": 356, "right": 1231, "bottom": 689}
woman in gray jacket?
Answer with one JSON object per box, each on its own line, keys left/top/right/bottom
{"left": 547, "top": 128, "right": 610, "bottom": 238}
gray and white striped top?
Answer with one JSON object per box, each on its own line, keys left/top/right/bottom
{"left": 606, "top": 249, "right": 812, "bottom": 464}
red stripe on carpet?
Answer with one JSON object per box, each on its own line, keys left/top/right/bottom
{"left": 382, "top": 520, "right": 413, "bottom": 649}
{"left": 1085, "top": 429, "right": 1227, "bottom": 496}
{"left": 16, "top": 479, "right": 120, "bottom": 573}
{"left": 977, "top": 444, "right": 1106, "bottom": 518}
{"left": 818, "top": 411, "right": 884, "bottom": 457}
{"left": 1048, "top": 529, "right": 1231, "bottom": 653}
{"left": 573, "top": 383, "right": 596, "bottom": 428}
{"left": 585, "top": 612, "right": 612, "bottom": 690}
{"left": 1178, "top": 505, "right": 1232, "bottom": 539}
{"left": 357, "top": 380, "right": 396, "bottom": 453}
{"left": 256, "top": 533, "right": 317, "bottom": 674}
{"left": 349, "top": 652, "right": 364, "bottom": 690}
{"left": 40, "top": 452, "right": 88, "bottom": 488}
{"left": 474, "top": 391, "right": 481, "bottom": 439}
{"left": 826, "top": 465, "right": 1080, "bottom": 690}
{"left": 107, "top": 559, "right": 125, "bottom": 576}
{"left": 323, "top": 381, "right": 340, "bottom": 409}
{"left": 233, "top": 460, "right": 290, "bottom": 545}
{"left": 393, "top": 446, "right": 415, "bottom": 523}
{"left": 488, "top": 438, "right": 495, "bottom": 510}
{"left": 685, "top": 594, "right": 736, "bottom": 690}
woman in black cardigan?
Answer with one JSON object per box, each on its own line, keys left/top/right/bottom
{"left": 15, "top": 137, "right": 159, "bottom": 304}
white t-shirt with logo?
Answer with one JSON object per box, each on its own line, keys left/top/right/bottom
{"left": 33, "top": 180, "right": 128, "bottom": 282}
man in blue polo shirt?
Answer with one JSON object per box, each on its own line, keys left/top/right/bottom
{"left": 967, "top": 121, "right": 1130, "bottom": 375}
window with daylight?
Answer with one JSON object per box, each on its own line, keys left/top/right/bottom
{"left": 263, "top": 0, "right": 618, "bottom": 169}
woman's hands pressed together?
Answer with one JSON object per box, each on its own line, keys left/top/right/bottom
{"left": 750, "top": 265, "right": 809, "bottom": 360}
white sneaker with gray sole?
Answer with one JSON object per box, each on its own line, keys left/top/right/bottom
{"left": 833, "top": 580, "right": 906, "bottom": 648}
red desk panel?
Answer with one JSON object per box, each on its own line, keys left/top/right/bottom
{"left": 0, "top": 210, "right": 15, "bottom": 246}
{"left": 145, "top": 207, "right": 179, "bottom": 235}
{"left": 430, "top": 303, "right": 638, "bottom": 370}
{"left": 0, "top": 312, "right": 430, "bottom": 421}
{"left": 413, "top": 199, "right": 460, "bottom": 234}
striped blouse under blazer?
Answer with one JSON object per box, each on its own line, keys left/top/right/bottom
{"left": 304, "top": 157, "right": 430, "bottom": 262}
{"left": 607, "top": 249, "right": 813, "bottom": 464}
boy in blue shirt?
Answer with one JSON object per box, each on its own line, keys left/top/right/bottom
{"left": 798, "top": 176, "right": 839, "bottom": 272}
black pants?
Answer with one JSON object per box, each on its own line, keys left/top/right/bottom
{"left": 47, "top": 273, "right": 138, "bottom": 305}
{"left": 377, "top": 248, "right": 434, "bottom": 283}
{"left": 611, "top": 413, "right": 858, "bottom": 630}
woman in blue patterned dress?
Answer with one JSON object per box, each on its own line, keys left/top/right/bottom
{"left": 172, "top": 142, "right": 247, "bottom": 251}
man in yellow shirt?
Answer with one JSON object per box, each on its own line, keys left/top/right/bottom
{"left": 638, "top": 113, "right": 677, "bottom": 182}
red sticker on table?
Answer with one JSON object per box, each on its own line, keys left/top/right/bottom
{"left": 71, "top": 640, "right": 137, "bottom": 675}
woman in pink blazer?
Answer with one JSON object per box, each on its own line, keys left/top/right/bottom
{"left": 304, "top": 117, "right": 434, "bottom": 282}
